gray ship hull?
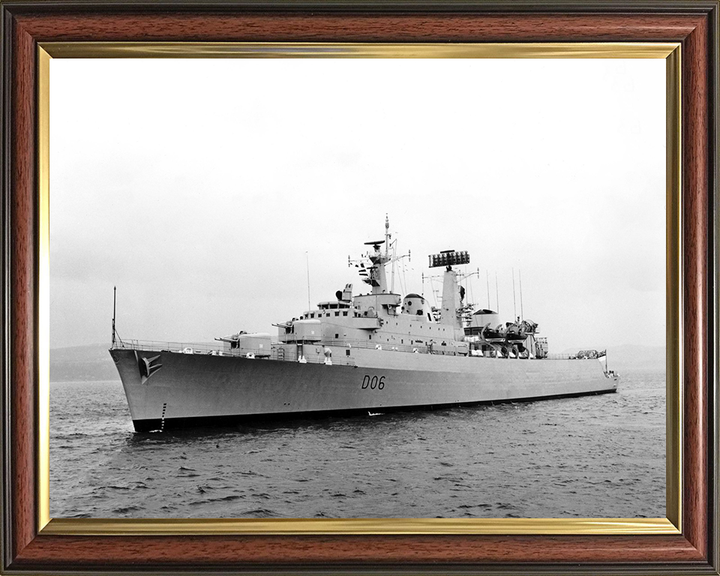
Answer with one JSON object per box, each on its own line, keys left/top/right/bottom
{"left": 110, "top": 347, "right": 618, "bottom": 432}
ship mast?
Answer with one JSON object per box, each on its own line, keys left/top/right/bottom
{"left": 350, "top": 217, "right": 409, "bottom": 295}
{"left": 367, "top": 242, "right": 389, "bottom": 294}
{"left": 111, "top": 286, "right": 117, "bottom": 348}
{"left": 428, "top": 249, "right": 470, "bottom": 332}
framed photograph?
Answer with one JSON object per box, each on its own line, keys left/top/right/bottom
{"left": 1, "top": 2, "right": 717, "bottom": 574}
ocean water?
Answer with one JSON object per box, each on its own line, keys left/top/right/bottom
{"left": 50, "top": 368, "right": 665, "bottom": 519}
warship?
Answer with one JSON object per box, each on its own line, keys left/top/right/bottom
{"left": 110, "top": 218, "right": 619, "bottom": 432}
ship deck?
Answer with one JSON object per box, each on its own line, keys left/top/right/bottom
{"left": 111, "top": 338, "right": 581, "bottom": 362}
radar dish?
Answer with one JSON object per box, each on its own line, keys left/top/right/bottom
{"left": 364, "top": 240, "right": 385, "bottom": 246}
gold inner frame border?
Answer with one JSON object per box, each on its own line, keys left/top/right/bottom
{"left": 36, "top": 41, "right": 682, "bottom": 536}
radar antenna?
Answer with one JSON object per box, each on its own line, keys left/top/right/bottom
{"left": 428, "top": 250, "right": 470, "bottom": 268}
{"left": 364, "top": 239, "right": 385, "bottom": 249}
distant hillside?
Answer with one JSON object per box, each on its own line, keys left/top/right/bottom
{"left": 605, "top": 344, "right": 666, "bottom": 372}
{"left": 50, "top": 342, "right": 213, "bottom": 382}
{"left": 562, "top": 344, "right": 665, "bottom": 372}
{"left": 50, "top": 344, "right": 118, "bottom": 382}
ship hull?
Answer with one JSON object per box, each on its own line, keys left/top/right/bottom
{"left": 110, "top": 348, "right": 618, "bottom": 432}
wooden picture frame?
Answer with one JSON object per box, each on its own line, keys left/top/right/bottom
{"left": 1, "top": 1, "right": 717, "bottom": 573}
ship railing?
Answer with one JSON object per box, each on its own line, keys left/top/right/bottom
{"left": 113, "top": 338, "right": 580, "bottom": 361}
{"left": 112, "top": 339, "right": 243, "bottom": 356}
{"left": 335, "top": 339, "right": 432, "bottom": 354}
{"left": 545, "top": 353, "right": 578, "bottom": 360}
{"left": 267, "top": 340, "right": 436, "bottom": 363}
{"left": 279, "top": 338, "right": 464, "bottom": 356}
{"left": 317, "top": 341, "right": 582, "bottom": 360}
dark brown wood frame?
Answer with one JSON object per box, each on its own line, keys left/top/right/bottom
{"left": 1, "top": 1, "right": 717, "bottom": 573}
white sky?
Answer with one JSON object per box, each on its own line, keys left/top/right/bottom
{"left": 49, "top": 58, "right": 666, "bottom": 353}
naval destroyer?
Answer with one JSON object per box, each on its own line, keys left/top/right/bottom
{"left": 110, "top": 219, "right": 619, "bottom": 432}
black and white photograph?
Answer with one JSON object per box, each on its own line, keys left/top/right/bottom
{"left": 49, "top": 55, "right": 666, "bottom": 520}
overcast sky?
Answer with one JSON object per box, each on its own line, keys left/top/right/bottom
{"left": 49, "top": 58, "right": 666, "bottom": 353}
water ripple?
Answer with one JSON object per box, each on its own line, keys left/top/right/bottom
{"left": 50, "top": 372, "right": 665, "bottom": 519}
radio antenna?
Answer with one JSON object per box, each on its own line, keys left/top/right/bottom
{"left": 519, "top": 269, "right": 524, "bottom": 320}
{"left": 486, "top": 270, "right": 490, "bottom": 309}
{"left": 495, "top": 272, "right": 500, "bottom": 313}
{"left": 512, "top": 268, "right": 517, "bottom": 320}
{"left": 306, "top": 251, "right": 311, "bottom": 312}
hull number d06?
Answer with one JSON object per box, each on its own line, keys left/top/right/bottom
{"left": 361, "top": 375, "right": 386, "bottom": 390}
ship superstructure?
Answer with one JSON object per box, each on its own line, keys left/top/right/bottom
{"left": 110, "top": 218, "right": 619, "bottom": 432}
